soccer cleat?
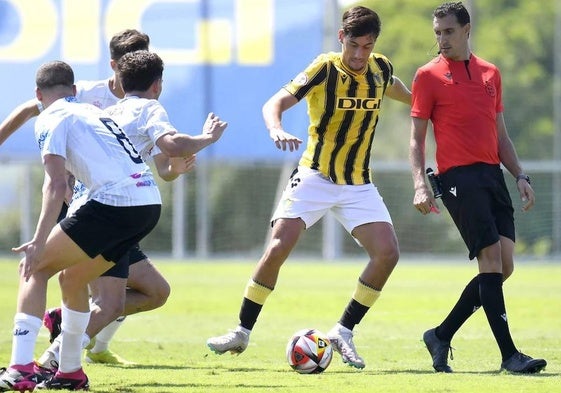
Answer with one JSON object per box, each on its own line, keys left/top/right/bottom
{"left": 0, "top": 362, "right": 42, "bottom": 392}
{"left": 206, "top": 329, "right": 249, "bottom": 355}
{"left": 33, "top": 362, "right": 57, "bottom": 385}
{"left": 36, "top": 349, "right": 60, "bottom": 372}
{"left": 501, "top": 351, "right": 547, "bottom": 374}
{"left": 43, "top": 308, "right": 62, "bottom": 344}
{"left": 423, "top": 328, "right": 453, "bottom": 373}
{"left": 327, "top": 326, "right": 365, "bottom": 369}
{"left": 36, "top": 368, "right": 89, "bottom": 391}
{"left": 84, "top": 349, "right": 134, "bottom": 365}
{"left": 84, "top": 337, "right": 96, "bottom": 351}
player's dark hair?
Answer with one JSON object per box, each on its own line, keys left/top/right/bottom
{"left": 110, "top": 29, "right": 150, "bottom": 61}
{"left": 341, "top": 6, "right": 381, "bottom": 38}
{"left": 434, "top": 2, "right": 470, "bottom": 26}
{"left": 36, "top": 61, "right": 74, "bottom": 90}
{"left": 118, "top": 50, "right": 163, "bottom": 92}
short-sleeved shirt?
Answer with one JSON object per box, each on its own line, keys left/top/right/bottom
{"left": 284, "top": 52, "right": 394, "bottom": 185}
{"left": 411, "top": 54, "right": 503, "bottom": 174}
{"left": 34, "top": 96, "right": 161, "bottom": 207}
{"left": 105, "top": 96, "right": 176, "bottom": 161}
{"left": 76, "top": 79, "right": 119, "bottom": 110}
{"left": 68, "top": 79, "right": 121, "bottom": 208}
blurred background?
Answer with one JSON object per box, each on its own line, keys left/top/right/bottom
{"left": 0, "top": 0, "right": 559, "bottom": 260}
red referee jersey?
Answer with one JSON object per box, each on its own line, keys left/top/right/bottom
{"left": 411, "top": 53, "right": 503, "bottom": 174}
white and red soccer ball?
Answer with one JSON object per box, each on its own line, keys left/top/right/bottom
{"left": 286, "top": 329, "right": 333, "bottom": 374}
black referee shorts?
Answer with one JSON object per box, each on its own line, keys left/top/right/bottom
{"left": 60, "top": 199, "right": 161, "bottom": 274}
{"left": 439, "top": 163, "right": 515, "bottom": 260}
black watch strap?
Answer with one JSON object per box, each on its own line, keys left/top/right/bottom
{"left": 516, "top": 174, "right": 531, "bottom": 184}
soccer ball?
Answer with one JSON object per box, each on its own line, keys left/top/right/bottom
{"left": 286, "top": 328, "right": 333, "bottom": 374}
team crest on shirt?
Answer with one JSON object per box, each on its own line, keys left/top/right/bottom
{"left": 373, "top": 72, "right": 382, "bottom": 85}
{"left": 484, "top": 81, "right": 496, "bottom": 97}
{"left": 293, "top": 72, "right": 308, "bottom": 86}
{"left": 36, "top": 131, "right": 48, "bottom": 150}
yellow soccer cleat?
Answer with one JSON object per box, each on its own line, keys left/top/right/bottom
{"left": 84, "top": 349, "right": 135, "bottom": 365}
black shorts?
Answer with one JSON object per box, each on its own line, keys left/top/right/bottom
{"left": 60, "top": 200, "right": 160, "bottom": 275}
{"left": 439, "top": 163, "right": 515, "bottom": 260}
{"left": 57, "top": 202, "right": 69, "bottom": 223}
{"left": 100, "top": 243, "right": 148, "bottom": 278}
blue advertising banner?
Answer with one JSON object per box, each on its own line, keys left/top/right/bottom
{"left": 0, "top": 0, "right": 326, "bottom": 160}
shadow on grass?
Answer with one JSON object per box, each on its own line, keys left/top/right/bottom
{"left": 93, "top": 362, "right": 560, "bottom": 380}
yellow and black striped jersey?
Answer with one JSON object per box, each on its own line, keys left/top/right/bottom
{"left": 284, "top": 52, "right": 394, "bottom": 185}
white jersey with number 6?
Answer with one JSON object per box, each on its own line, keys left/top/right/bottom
{"left": 34, "top": 96, "right": 161, "bottom": 207}
{"left": 105, "top": 96, "right": 176, "bottom": 161}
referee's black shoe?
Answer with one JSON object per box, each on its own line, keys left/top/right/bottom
{"left": 501, "top": 351, "right": 547, "bottom": 374}
{"left": 423, "top": 328, "right": 453, "bottom": 373}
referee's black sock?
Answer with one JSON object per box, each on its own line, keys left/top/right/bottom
{"left": 436, "top": 275, "right": 481, "bottom": 342}
{"left": 479, "top": 272, "right": 517, "bottom": 361}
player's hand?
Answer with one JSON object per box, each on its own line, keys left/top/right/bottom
{"left": 517, "top": 178, "right": 535, "bottom": 211}
{"left": 269, "top": 127, "right": 303, "bottom": 152}
{"left": 13, "top": 240, "right": 43, "bottom": 281}
{"left": 202, "top": 112, "right": 228, "bottom": 142}
{"left": 169, "top": 154, "right": 196, "bottom": 175}
{"left": 413, "top": 186, "right": 440, "bottom": 215}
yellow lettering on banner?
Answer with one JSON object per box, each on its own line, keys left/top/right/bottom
{"left": 199, "top": 20, "right": 231, "bottom": 64}
{"left": 0, "top": 0, "right": 274, "bottom": 65}
{"left": 236, "top": 0, "right": 272, "bottom": 64}
{"left": 0, "top": 0, "right": 57, "bottom": 61}
{"left": 62, "top": 0, "right": 100, "bottom": 62}
{"left": 156, "top": 19, "right": 231, "bottom": 65}
{"left": 104, "top": 0, "right": 150, "bottom": 39}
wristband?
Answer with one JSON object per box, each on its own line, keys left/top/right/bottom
{"left": 516, "top": 174, "right": 531, "bottom": 184}
{"left": 36, "top": 100, "right": 44, "bottom": 113}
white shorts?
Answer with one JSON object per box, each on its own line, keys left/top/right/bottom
{"left": 271, "top": 166, "right": 392, "bottom": 234}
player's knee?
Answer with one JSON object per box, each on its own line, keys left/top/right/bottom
{"left": 58, "top": 270, "right": 86, "bottom": 293}
{"left": 503, "top": 263, "right": 514, "bottom": 280}
{"left": 101, "top": 300, "right": 126, "bottom": 320}
{"left": 264, "top": 238, "right": 293, "bottom": 263}
{"left": 379, "top": 244, "right": 400, "bottom": 268}
{"left": 149, "top": 280, "right": 171, "bottom": 309}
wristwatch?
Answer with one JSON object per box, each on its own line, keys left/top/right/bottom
{"left": 516, "top": 174, "right": 531, "bottom": 184}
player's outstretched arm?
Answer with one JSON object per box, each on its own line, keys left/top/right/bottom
{"left": 0, "top": 99, "right": 41, "bottom": 145}
{"left": 155, "top": 112, "right": 228, "bottom": 158}
{"left": 153, "top": 153, "right": 196, "bottom": 182}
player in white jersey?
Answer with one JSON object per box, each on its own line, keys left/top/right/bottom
{"left": 0, "top": 61, "right": 162, "bottom": 391}
{"left": 0, "top": 29, "right": 180, "bottom": 366}
{"left": 35, "top": 50, "right": 228, "bottom": 371}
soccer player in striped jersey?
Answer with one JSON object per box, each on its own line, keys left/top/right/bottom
{"left": 409, "top": 2, "right": 546, "bottom": 374}
{"left": 207, "top": 6, "right": 411, "bottom": 369}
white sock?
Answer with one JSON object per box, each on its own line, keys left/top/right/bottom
{"left": 10, "top": 313, "right": 42, "bottom": 366}
{"left": 91, "top": 316, "right": 125, "bottom": 353}
{"left": 59, "top": 305, "right": 90, "bottom": 373}
{"left": 37, "top": 336, "right": 62, "bottom": 367}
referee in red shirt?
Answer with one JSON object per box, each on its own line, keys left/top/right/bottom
{"left": 409, "top": 2, "right": 546, "bottom": 374}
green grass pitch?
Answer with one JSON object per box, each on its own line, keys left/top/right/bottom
{"left": 0, "top": 258, "right": 559, "bottom": 392}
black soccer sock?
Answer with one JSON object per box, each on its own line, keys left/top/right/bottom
{"left": 436, "top": 275, "right": 481, "bottom": 342}
{"left": 239, "top": 298, "right": 263, "bottom": 330}
{"left": 338, "top": 299, "right": 370, "bottom": 330}
{"left": 478, "top": 273, "right": 517, "bottom": 361}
